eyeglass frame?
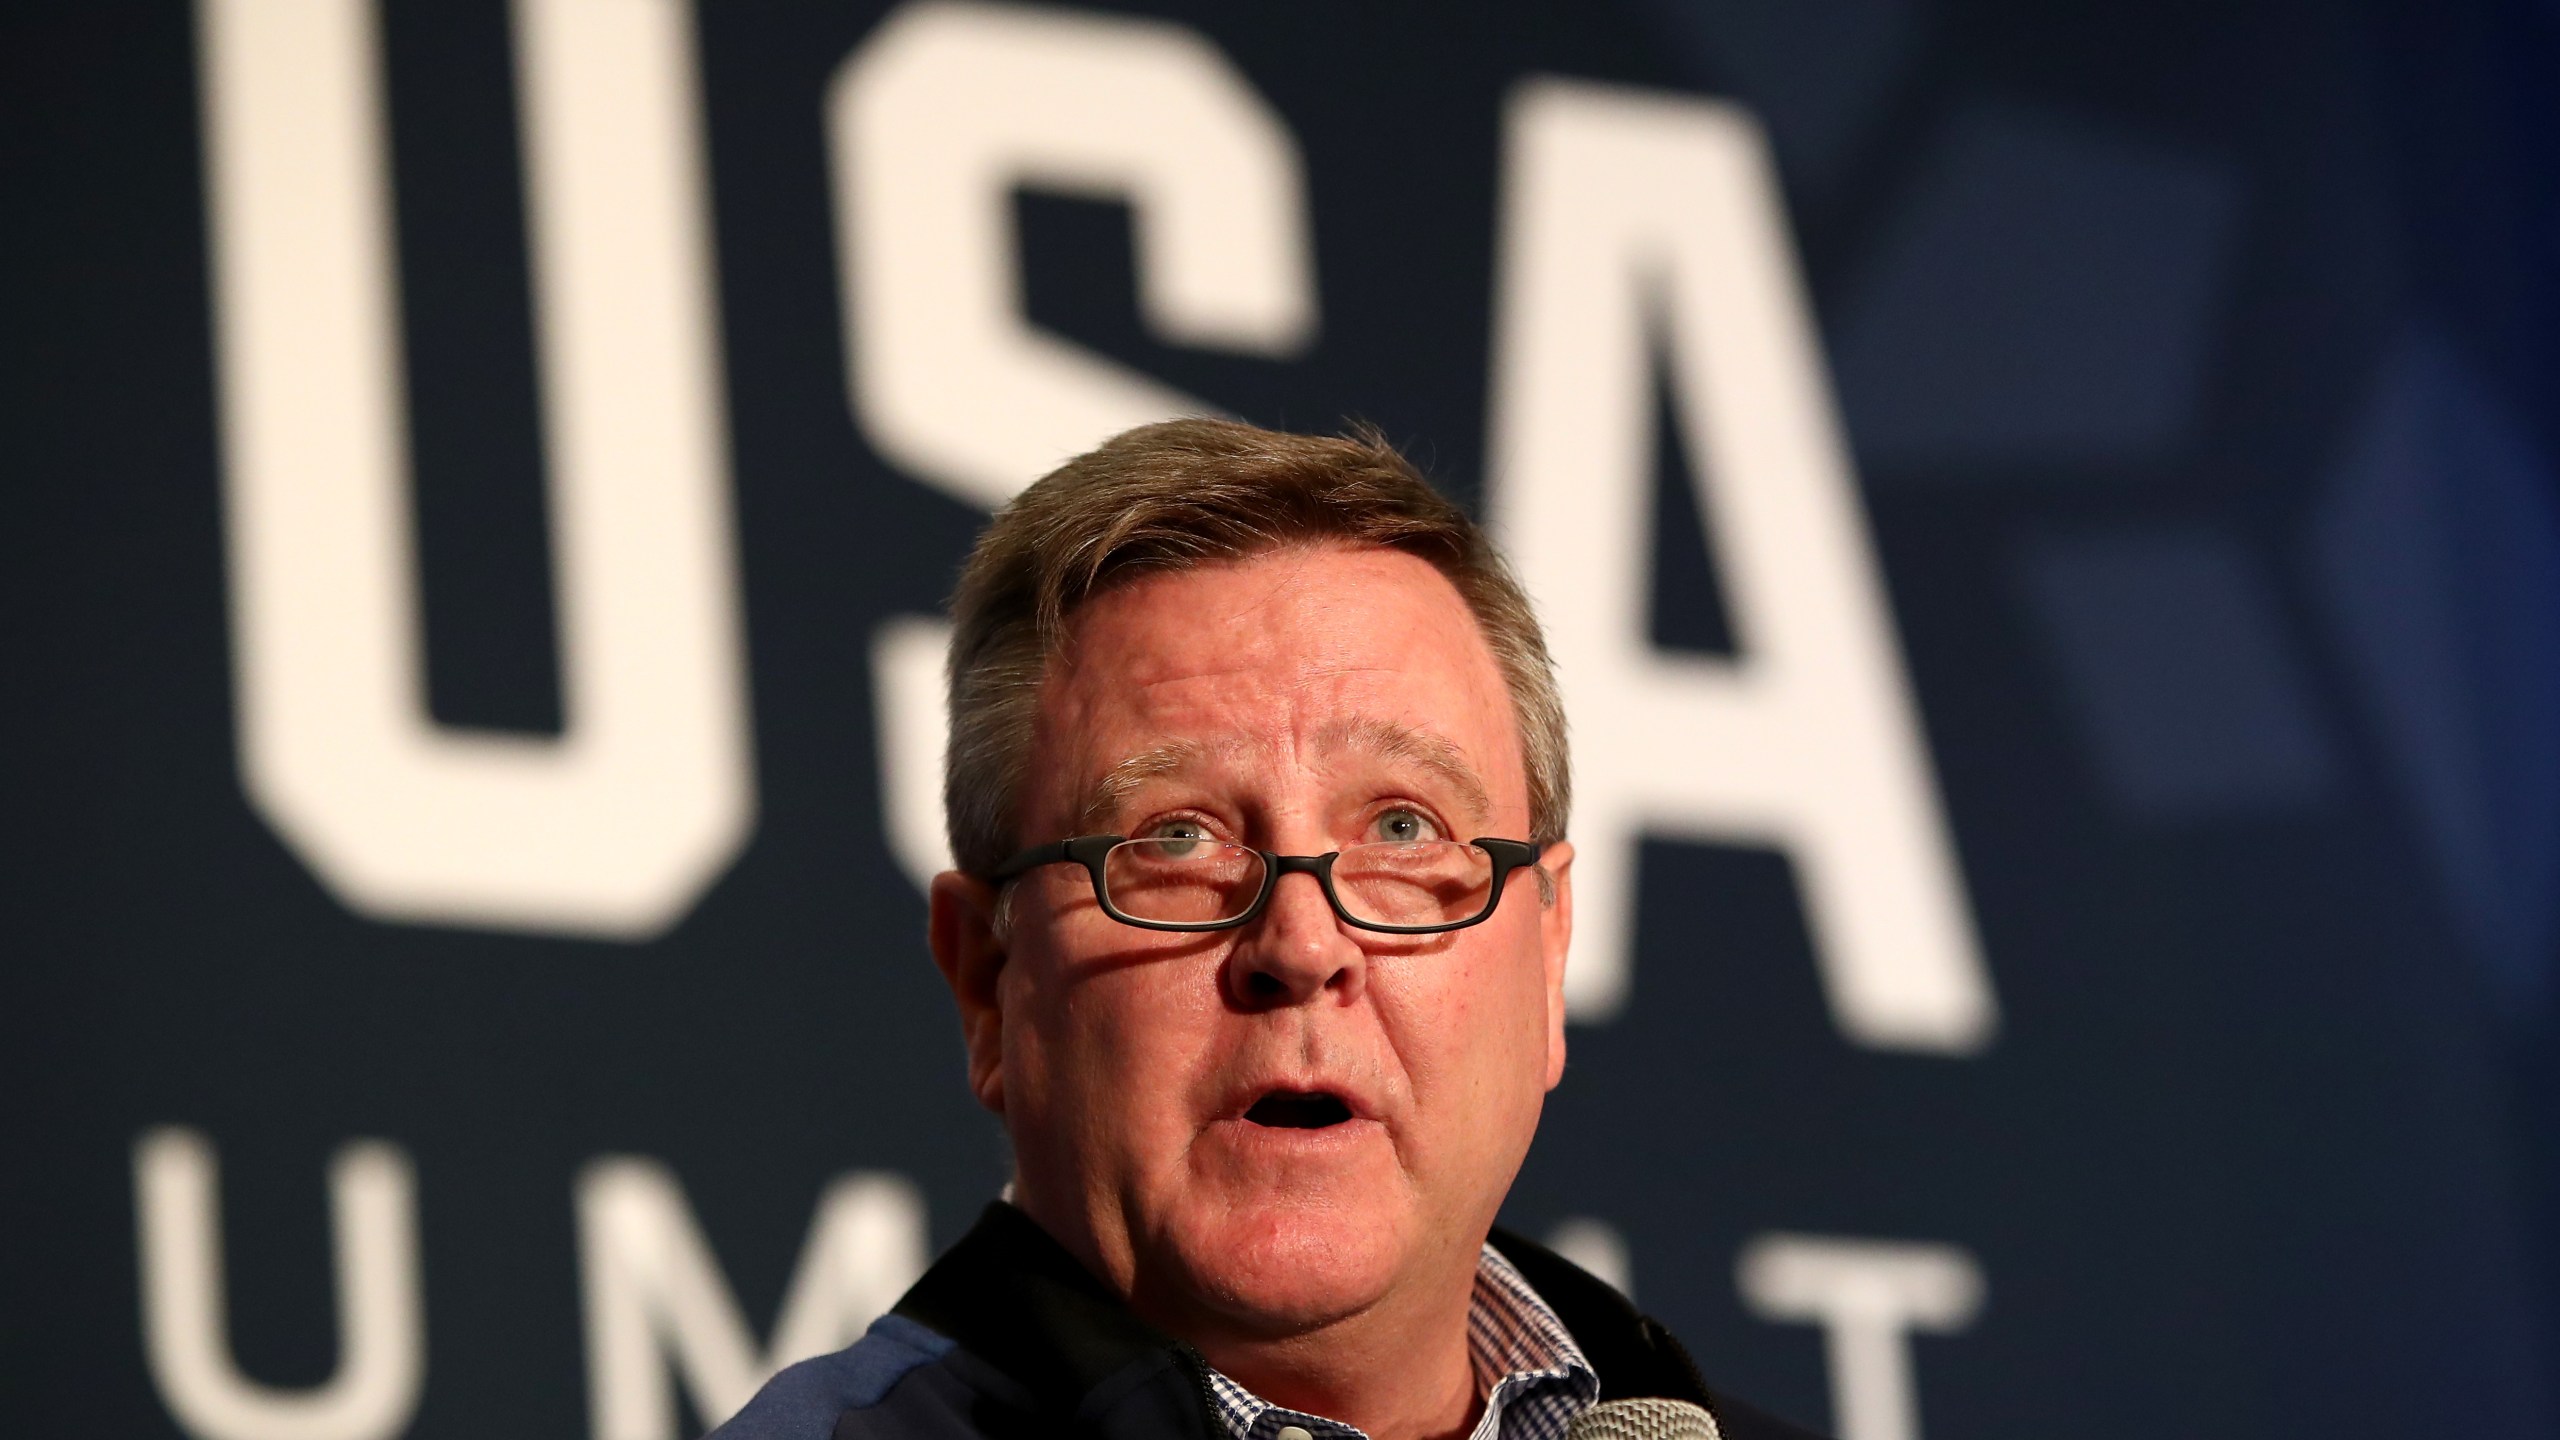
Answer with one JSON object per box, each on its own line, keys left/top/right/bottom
{"left": 987, "top": 833, "right": 1546, "bottom": 935}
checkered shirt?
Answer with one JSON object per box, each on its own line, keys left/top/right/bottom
{"left": 1199, "top": 1246, "right": 1601, "bottom": 1440}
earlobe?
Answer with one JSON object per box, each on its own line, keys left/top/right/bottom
{"left": 1537, "top": 841, "right": 1575, "bottom": 1090}
{"left": 928, "top": 871, "right": 1010, "bottom": 1115}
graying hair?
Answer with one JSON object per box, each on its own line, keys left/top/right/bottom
{"left": 943, "top": 417, "right": 1569, "bottom": 879}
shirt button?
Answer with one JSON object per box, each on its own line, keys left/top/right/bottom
{"left": 1276, "top": 1427, "right": 1314, "bottom": 1440}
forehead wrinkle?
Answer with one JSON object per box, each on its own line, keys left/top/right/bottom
{"left": 1315, "top": 716, "right": 1493, "bottom": 828}
{"left": 1070, "top": 716, "right": 1495, "bottom": 836}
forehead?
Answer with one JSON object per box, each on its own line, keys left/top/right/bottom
{"left": 1025, "top": 545, "right": 1528, "bottom": 824}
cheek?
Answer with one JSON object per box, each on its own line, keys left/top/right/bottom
{"left": 1010, "top": 935, "right": 1224, "bottom": 1133}
{"left": 1410, "top": 928, "right": 1554, "bottom": 1107}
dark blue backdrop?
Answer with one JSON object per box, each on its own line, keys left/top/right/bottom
{"left": 6, "top": 2, "right": 2559, "bottom": 1438}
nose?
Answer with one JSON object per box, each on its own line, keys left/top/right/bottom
{"left": 1224, "top": 865, "right": 1368, "bottom": 1009}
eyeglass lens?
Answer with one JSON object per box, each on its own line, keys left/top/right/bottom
{"left": 1099, "top": 838, "right": 1497, "bottom": 928}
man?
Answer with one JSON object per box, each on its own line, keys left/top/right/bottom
{"left": 715, "top": 420, "right": 1822, "bottom": 1440}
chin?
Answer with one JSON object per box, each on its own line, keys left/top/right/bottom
{"left": 1155, "top": 1191, "right": 1410, "bottom": 1335}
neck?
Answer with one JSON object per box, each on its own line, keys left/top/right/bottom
{"left": 1179, "top": 1278, "right": 1483, "bottom": 1440}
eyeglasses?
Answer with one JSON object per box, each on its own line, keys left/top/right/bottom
{"left": 989, "top": 834, "right": 1545, "bottom": 934}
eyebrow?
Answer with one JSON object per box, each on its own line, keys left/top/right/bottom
{"left": 1073, "top": 720, "right": 1493, "bottom": 836}
{"left": 1320, "top": 717, "right": 1493, "bottom": 830}
{"left": 1076, "top": 740, "right": 1213, "bottom": 834}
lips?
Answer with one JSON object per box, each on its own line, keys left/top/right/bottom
{"left": 1204, "top": 1078, "right": 1385, "bottom": 1172}
{"left": 1217, "top": 1069, "right": 1379, "bottom": 1136}
{"left": 1243, "top": 1090, "right": 1354, "bottom": 1129}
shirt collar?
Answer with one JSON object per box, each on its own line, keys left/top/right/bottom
{"left": 1200, "top": 1245, "right": 1602, "bottom": 1440}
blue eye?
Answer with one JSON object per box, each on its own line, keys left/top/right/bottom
{"left": 1143, "top": 819, "right": 1214, "bottom": 858}
{"left": 1370, "top": 808, "right": 1439, "bottom": 844}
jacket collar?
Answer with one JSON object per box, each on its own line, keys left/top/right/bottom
{"left": 1484, "top": 1230, "right": 1712, "bottom": 1407}
{"left": 891, "top": 1202, "right": 1193, "bottom": 1417}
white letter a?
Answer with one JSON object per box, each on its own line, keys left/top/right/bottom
{"left": 1487, "top": 80, "right": 1996, "bottom": 1052}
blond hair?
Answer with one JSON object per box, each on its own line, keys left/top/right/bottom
{"left": 943, "top": 417, "right": 1568, "bottom": 875}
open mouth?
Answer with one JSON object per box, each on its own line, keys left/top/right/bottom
{"left": 1244, "top": 1090, "right": 1354, "bottom": 1129}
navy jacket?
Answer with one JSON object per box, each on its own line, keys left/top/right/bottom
{"left": 710, "top": 1204, "right": 1827, "bottom": 1440}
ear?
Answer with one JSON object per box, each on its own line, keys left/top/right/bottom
{"left": 1536, "top": 841, "right": 1574, "bottom": 1090}
{"left": 928, "top": 870, "right": 1010, "bottom": 1116}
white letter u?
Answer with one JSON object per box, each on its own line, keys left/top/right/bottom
{"left": 134, "top": 1127, "right": 425, "bottom": 1440}
{"left": 195, "top": 0, "right": 754, "bottom": 938}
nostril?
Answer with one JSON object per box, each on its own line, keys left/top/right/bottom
{"left": 1243, "top": 970, "right": 1287, "bottom": 1000}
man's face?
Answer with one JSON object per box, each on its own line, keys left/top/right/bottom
{"left": 929, "top": 543, "right": 1574, "bottom": 1343}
